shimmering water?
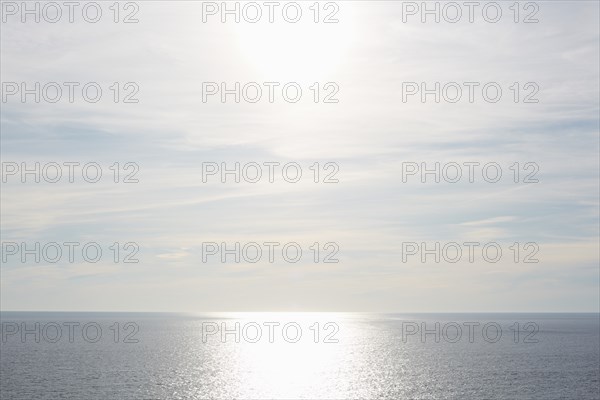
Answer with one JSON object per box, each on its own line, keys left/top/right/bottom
{"left": 1, "top": 312, "right": 598, "bottom": 399}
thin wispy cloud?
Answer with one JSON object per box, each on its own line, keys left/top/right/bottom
{"left": 1, "top": 1, "right": 598, "bottom": 312}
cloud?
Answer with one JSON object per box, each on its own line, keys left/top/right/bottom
{"left": 1, "top": 1, "right": 598, "bottom": 311}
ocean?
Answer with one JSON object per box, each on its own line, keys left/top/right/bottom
{"left": 1, "top": 312, "right": 598, "bottom": 399}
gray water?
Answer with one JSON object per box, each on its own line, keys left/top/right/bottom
{"left": 1, "top": 312, "right": 598, "bottom": 399}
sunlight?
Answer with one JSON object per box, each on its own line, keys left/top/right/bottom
{"left": 224, "top": 312, "right": 355, "bottom": 398}
{"left": 232, "top": 5, "right": 356, "bottom": 80}
{"left": 236, "top": 339, "right": 341, "bottom": 398}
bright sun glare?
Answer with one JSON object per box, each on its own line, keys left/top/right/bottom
{"left": 222, "top": 312, "right": 354, "bottom": 398}
{"left": 232, "top": 6, "right": 356, "bottom": 79}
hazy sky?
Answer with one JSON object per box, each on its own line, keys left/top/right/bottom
{"left": 1, "top": 1, "right": 598, "bottom": 312}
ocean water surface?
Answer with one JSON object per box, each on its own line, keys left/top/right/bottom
{"left": 1, "top": 312, "right": 598, "bottom": 399}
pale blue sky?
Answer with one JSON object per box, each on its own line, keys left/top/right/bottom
{"left": 1, "top": 1, "right": 598, "bottom": 312}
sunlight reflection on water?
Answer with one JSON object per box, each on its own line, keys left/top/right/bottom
{"left": 1, "top": 313, "right": 598, "bottom": 399}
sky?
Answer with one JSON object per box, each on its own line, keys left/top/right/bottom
{"left": 1, "top": 1, "right": 599, "bottom": 312}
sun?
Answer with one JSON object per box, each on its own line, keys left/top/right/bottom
{"left": 231, "top": 3, "right": 356, "bottom": 80}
